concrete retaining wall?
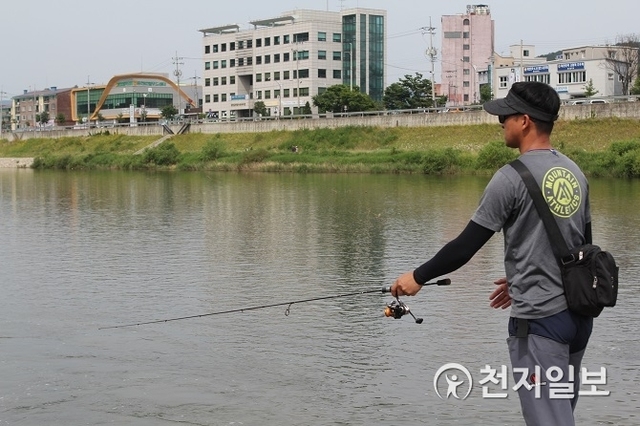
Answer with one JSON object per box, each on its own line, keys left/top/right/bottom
{"left": 0, "top": 158, "right": 34, "bottom": 168}
{"left": 4, "top": 102, "right": 639, "bottom": 142}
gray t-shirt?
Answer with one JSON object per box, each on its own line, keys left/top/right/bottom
{"left": 471, "top": 150, "right": 591, "bottom": 319}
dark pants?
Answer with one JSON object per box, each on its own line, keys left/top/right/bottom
{"left": 508, "top": 310, "right": 593, "bottom": 426}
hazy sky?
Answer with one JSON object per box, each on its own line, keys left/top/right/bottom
{"left": 1, "top": 0, "right": 637, "bottom": 97}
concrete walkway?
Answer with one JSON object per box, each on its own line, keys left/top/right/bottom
{"left": 134, "top": 134, "right": 175, "bottom": 155}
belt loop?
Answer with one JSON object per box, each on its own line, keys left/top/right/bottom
{"left": 516, "top": 318, "right": 529, "bottom": 338}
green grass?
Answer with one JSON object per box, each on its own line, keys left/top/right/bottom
{"left": 2, "top": 118, "right": 640, "bottom": 177}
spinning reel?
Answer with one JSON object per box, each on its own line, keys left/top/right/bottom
{"left": 384, "top": 298, "right": 423, "bottom": 324}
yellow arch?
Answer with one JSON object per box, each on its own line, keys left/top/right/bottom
{"left": 90, "top": 73, "right": 196, "bottom": 120}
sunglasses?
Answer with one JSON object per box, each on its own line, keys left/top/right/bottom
{"left": 498, "top": 114, "right": 517, "bottom": 124}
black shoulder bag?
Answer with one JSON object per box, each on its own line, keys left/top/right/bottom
{"left": 510, "top": 159, "right": 619, "bottom": 317}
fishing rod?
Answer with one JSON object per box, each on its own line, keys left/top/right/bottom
{"left": 99, "top": 278, "right": 451, "bottom": 330}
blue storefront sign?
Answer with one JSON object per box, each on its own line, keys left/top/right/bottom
{"left": 524, "top": 65, "right": 549, "bottom": 74}
{"left": 558, "top": 62, "right": 585, "bottom": 71}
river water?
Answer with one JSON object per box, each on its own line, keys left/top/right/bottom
{"left": 0, "top": 170, "right": 638, "bottom": 425}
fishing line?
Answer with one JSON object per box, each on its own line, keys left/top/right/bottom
{"left": 99, "top": 279, "right": 451, "bottom": 330}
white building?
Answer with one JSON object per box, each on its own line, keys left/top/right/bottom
{"left": 199, "top": 8, "right": 387, "bottom": 119}
{"left": 489, "top": 45, "right": 629, "bottom": 101}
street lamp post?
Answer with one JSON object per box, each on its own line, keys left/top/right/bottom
{"left": 292, "top": 46, "right": 300, "bottom": 114}
{"left": 86, "top": 76, "right": 94, "bottom": 127}
{"left": 142, "top": 93, "right": 147, "bottom": 123}
{"left": 346, "top": 42, "right": 354, "bottom": 91}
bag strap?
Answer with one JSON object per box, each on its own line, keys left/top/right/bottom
{"left": 509, "top": 159, "right": 574, "bottom": 265}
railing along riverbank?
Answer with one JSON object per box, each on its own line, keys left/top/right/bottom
{"left": 4, "top": 102, "right": 640, "bottom": 143}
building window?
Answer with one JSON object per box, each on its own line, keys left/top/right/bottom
{"left": 274, "top": 36, "right": 280, "bottom": 45}
{"left": 205, "top": 46, "right": 210, "bottom": 54}
{"left": 274, "top": 71, "right": 280, "bottom": 80}
{"left": 221, "top": 60, "right": 227, "bottom": 68}
{"left": 265, "top": 72, "right": 271, "bottom": 81}
{"left": 524, "top": 74, "right": 550, "bottom": 84}
{"left": 264, "top": 55, "right": 270, "bottom": 64}
{"left": 318, "top": 69, "right": 327, "bottom": 78}
{"left": 463, "top": 18, "right": 470, "bottom": 25}
{"left": 213, "top": 61, "right": 219, "bottom": 69}
{"left": 256, "top": 56, "right": 262, "bottom": 65}
{"left": 284, "top": 52, "right": 290, "bottom": 62}
{"left": 284, "top": 89, "right": 290, "bottom": 98}
{"left": 558, "top": 71, "right": 587, "bottom": 84}
{"left": 221, "top": 44, "right": 226, "bottom": 52}
{"left": 299, "top": 69, "right": 309, "bottom": 78}
{"left": 318, "top": 32, "right": 327, "bottom": 41}
{"left": 299, "top": 88, "right": 309, "bottom": 96}
{"left": 284, "top": 34, "right": 290, "bottom": 44}
{"left": 333, "top": 51, "right": 341, "bottom": 60}
{"left": 213, "top": 78, "right": 219, "bottom": 86}
{"left": 463, "top": 81, "right": 470, "bottom": 87}
{"left": 463, "top": 44, "right": 470, "bottom": 50}
{"left": 499, "top": 76, "right": 508, "bottom": 88}
{"left": 256, "top": 91, "right": 262, "bottom": 99}
{"left": 463, "top": 31, "right": 469, "bottom": 38}
{"left": 221, "top": 94, "right": 227, "bottom": 102}
{"left": 230, "top": 59, "right": 235, "bottom": 67}
{"left": 318, "top": 50, "right": 327, "bottom": 60}
{"left": 294, "top": 32, "right": 309, "bottom": 42}
{"left": 464, "top": 94, "right": 469, "bottom": 102}
{"left": 274, "top": 53, "right": 280, "bottom": 63}
{"left": 462, "top": 56, "right": 470, "bottom": 62}
{"left": 205, "top": 62, "right": 210, "bottom": 70}
{"left": 256, "top": 39, "right": 262, "bottom": 48}
{"left": 213, "top": 44, "right": 219, "bottom": 53}
{"left": 333, "top": 69, "right": 342, "bottom": 79}
{"left": 205, "top": 94, "right": 210, "bottom": 102}
{"left": 284, "top": 71, "right": 290, "bottom": 79}
{"left": 205, "top": 78, "right": 211, "bottom": 86}
{"left": 230, "top": 42, "right": 235, "bottom": 51}
{"left": 213, "top": 94, "right": 219, "bottom": 102}
{"left": 444, "top": 32, "right": 462, "bottom": 38}
{"left": 238, "top": 40, "right": 244, "bottom": 49}
{"left": 256, "top": 73, "right": 262, "bottom": 82}
{"left": 264, "top": 37, "right": 270, "bottom": 46}
{"left": 333, "top": 33, "right": 341, "bottom": 42}
{"left": 264, "top": 90, "right": 271, "bottom": 99}
{"left": 463, "top": 69, "right": 470, "bottom": 75}
{"left": 523, "top": 50, "right": 530, "bottom": 57}
{"left": 230, "top": 76, "right": 235, "bottom": 84}
{"left": 221, "top": 77, "right": 227, "bottom": 85}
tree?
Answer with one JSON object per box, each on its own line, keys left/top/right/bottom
{"left": 302, "top": 101, "right": 312, "bottom": 115}
{"left": 631, "top": 75, "right": 640, "bottom": 95}
{"left": 383, "top": 73, "right": 436, "bottom": 110}
{"left": 312, "top": 84, "right": 377, "bottom": 113}
{"left": 479, "top": 83, "right": 492, "bottom": 103}
{"left": 605, "top": 34, "right": 640, "bottom": 95}
{"left": 254, "top": 100, "right": 267, "bottom": 117}
{"left": 37, "top": 111, "right": 50, "bottom": 126}
{"left": 55, "top": 113, "right": 66, "bottom": 126}
{"left": 161, "top": 104, "right": 178, "bottom": 120}
{"left": 583, "top": 79, "right": 599, "bottom": 97}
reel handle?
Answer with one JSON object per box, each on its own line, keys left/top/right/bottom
{"left": 381, "top": 278, "right": 451, "bottom": 293}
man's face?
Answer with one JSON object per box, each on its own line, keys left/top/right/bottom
{"left": 499, "top": 114, "right": 523, "bottom": 149}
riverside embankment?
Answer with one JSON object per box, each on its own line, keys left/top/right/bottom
{"left": 3, "top": 102, "right": 640, "bottom": 142}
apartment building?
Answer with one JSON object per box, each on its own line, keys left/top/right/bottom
{"left": 440, "top": 4, "right": 494, "bottom": 106}
{"left": 11, "top": 87, "right": 74, "bottom": 130}
{"left": 199, "top": 8, "right": 386, "bottom": 119}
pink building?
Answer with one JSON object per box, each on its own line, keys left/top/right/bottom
{"left": 441, "top": 4, "right": 494, "bottom": 106}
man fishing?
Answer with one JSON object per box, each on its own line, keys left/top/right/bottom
{"left": 390, "top": 81, "right": 593, "bottom": 426}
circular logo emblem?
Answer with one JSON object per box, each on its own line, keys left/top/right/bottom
{"left": 433, "top": 363, "right": 473, "bottom": 400}
{"left": 542, "top": 167, "right": 582, "bottom": 218}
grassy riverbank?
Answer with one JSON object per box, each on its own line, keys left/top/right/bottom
{"left": 2, "top": 117, "right": 640, "bottom": 177}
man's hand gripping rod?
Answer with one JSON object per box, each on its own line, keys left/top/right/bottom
{"left": 381, "top": 278, "right": 451, "bottom": 324}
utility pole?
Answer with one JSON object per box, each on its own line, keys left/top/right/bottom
{"left": 423, "top": 17, "right": 438, "bottom": 107}
{"left": 173, "top": 52, "right": 184, "bottom": 112}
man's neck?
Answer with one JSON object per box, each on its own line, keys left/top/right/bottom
{"left": 519, "top": 136, "right": 552, "bottom": 154}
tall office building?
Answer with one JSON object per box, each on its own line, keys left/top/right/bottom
{"left": 440, "top": 4, "right": 494, "bottom": 106}
{"left": 199, "top": 8, "right": 386, "bottom": 119}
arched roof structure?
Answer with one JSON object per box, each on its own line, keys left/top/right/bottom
{"left": 90, "top": 73, "right": 196, "bottom": 120}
